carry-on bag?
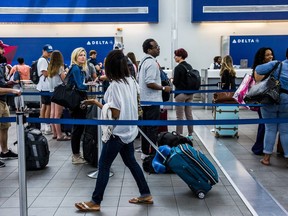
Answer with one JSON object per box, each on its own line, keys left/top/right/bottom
{"left": 25, "top": 128, "right": 50, "bottom": 170}
{"left": 157, "top": 131, "right": 193, "bottom": 147}
{"left": 213, "top": 105, "right": 239, "bottom": 138}
{"left": 158, "top": 108, "right": 168, "bottom": 133}
{"left": 82, "top": 105, "right": 98, "bottom": 167}
{"left": 139, "top": 128, "right": 218, "bottom": 199}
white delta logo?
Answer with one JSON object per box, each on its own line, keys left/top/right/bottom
{"left": 232, "top": 38, "right": 260, "bottom": 44}
{"left": 86, "top": 40, "right": 113, "bottom": 45}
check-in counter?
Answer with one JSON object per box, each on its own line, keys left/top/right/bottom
{"left": 201, "top": 69, "right": 253, "bottom": 109}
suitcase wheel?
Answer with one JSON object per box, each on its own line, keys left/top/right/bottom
{"left": 196, "top": 190, "right": 206, "bottom": 199}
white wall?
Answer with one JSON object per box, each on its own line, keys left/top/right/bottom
{"left": 1, "top": 0, "right": 288, "bottom": 72}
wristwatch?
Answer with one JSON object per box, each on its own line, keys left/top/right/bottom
{"left": 162, "top": 86, "right": 165, "bottom": 91}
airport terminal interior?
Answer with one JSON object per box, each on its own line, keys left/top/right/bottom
{"left": 1, "top": 1, "right": 288, "bottom": 216}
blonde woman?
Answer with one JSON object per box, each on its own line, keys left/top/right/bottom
{"left": 220, "top": 55, "right": 236, "bottom": 90}
{"left": 47, "top": 50, "right": 70, "bottom": 141}
{"left": 67, "top": 47, "right": 88, "bottom": 164}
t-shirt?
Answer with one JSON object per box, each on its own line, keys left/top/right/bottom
{"left": 36, "top": 57, "right": 50, "bottom": 91}
{"left": 48, "top": 67, "right": 63, "bottom": 92}
{"left": 138, "top": 55, "right": 162, "bottom": 104}
{"left": 103, "top": 76, "right": 138, "bottom": 144}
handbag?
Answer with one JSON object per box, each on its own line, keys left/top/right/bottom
{"left": 244, "top": 62, "right": 282, "bottom": 105}
{"left": 132, "top": 77, "right": 143, "bottom": 117}
{"left": 213, "top": 92, "right": 236, "bottom": 104}
{"left": 233, "top": 73, "right": 257, "bottom": 110}
{"left": 51, "top": 84, "right": 87, "bottom": 110}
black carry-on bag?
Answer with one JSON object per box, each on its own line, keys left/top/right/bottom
{"left": 139, "top": 128, "right": 218, "bottom": 199}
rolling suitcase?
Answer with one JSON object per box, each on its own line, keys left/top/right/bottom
{"left": 82, "top": 105, "right": 98, "bottom": 167}
{"left": 139, "top": 128, "right": 218, "bottom": 199}
{"left": 158, "top": 108, "right": 168, "bottom": 133}
{"left": 213, "top": 105, "right": 239, "bottom": 138}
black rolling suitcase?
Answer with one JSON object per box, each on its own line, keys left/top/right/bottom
{"left": 25, "top": 128, "right": 50, "bottom": 170}
{"left": 82, "top": 105, "right": 98, "bottom": 167}
{"left": 139, "top": 128, "right": 218, "bottom": 199}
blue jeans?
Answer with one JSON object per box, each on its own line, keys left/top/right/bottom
{"left": 92, "top": 136, "right": 151, "bottom": 204}
{"left": 261, "top": 93, "right": 288, "bottom": 157}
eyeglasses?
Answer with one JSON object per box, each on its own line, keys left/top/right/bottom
{"left": 151, "top": 45, "right": 160, "bottom": 50}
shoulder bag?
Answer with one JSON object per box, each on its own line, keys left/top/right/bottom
{"left": 51, "top": 68, "right": 87, "bottom": 110}
{"left": 244, "top": 62, "right": 282, "bottom": 105}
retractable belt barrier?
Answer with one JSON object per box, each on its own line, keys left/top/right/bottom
{"left": 3, "top": 87, "right": 288, "bottom": 126}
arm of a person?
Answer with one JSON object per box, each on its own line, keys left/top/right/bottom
{"left": 255, "top": 61, "right": 277, "bottom": 75}
{"left": 71, "top": 67, "right": 88, "bottom": 90}
{"left": 172, "top": 66, "right": 181, "bottom": 87}
{"left": 0, "top": 88, "right": 21, "bottom": 95}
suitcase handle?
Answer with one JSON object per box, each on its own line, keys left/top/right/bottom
{"left": 138, "top": 127, "right": 166, "bottom": 160}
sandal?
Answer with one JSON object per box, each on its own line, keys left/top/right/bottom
{"left": 52, "top": 136, "right": 57, "bottom": 139}
{"left": 260, "top": 159, "right": 270, "bottom": 166}
{"left": 75, "top": 201, "right": 100, "bottom": 212}
{"left": 129, "top": 195, "right": 153, "bottom": 204}
{"left": 57, "top": 135, "right": 71, "bottom": 141}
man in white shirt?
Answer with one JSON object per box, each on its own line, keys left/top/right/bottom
{"left": 37, "top": 44, "right": 53, "bottom": 134}
{"left": 138, "top": 39, "right": 171, "bottom": 159}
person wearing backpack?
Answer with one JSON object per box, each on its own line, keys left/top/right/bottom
{"left": 172, "top": 48, "right": 194, "bottom": 140}
{"left": 37, "top": 44, "right": 53, "bottom": 135}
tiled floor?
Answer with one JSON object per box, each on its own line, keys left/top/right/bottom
{"left": 0, "top": 107, "right": 287, "bottom": 216}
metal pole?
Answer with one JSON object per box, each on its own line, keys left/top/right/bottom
{"left": 16, "top": 111, "right": 28, "bottom": 216}
{"left": 87, "top": 84, "right": 114, "bottom": 179}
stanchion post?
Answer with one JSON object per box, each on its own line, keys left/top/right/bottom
{"left": 87, "top": 84, "right": 114, "bottom": 179}
{"left": 16, "top": 111, "right": 28, "bottom": 216}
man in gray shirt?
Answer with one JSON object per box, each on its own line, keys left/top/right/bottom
{"left": 138, "top": 38, "right": 171, "bottom": 159}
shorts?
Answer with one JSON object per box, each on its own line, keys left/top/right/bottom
{"left": 41, "top": 92, "right": 51, "bottom": 105}
{"left": 0, "top": 100, "right": 11, "bottom": 129}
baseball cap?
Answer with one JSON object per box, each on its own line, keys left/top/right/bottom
{"left": 0, "top": 40, "right": 9, "bottom": 49}
{"left": 43, "top": 44, "right": 53, "bottom": 53}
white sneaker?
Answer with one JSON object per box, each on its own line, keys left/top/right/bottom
{"left": 141, "top": 153, "right": 149, "bottom": 160}
{"left": 72, "top": 155, "right": 87, "bottom": 164}
{"left": 40, "top": 123, "right": 45, "bottom": 132}
{"left": 44, "top": 124, "right": 52, "bottom": 135}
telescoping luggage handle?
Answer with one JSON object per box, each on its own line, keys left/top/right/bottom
{"left": 138, "top": 127, "right": 166, "bottom": 160}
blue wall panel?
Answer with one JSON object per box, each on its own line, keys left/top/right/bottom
{"left": 229, "top": 35, "right": 288, "bottom": 68}
{"left": 1, "top": 37, "right": 114, "bottom": 66}
{"left": 192, "top": 0, "right": 288, "bottom": 22}
{"left": 0, "top": 0, "right": 158, "bottom": 23}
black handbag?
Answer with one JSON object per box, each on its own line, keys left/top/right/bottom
{"left": 51, "top": 84, "right": 87, "bottom": 110}
{"left": 244, "top": 62, "right": 282, "bottom": 105}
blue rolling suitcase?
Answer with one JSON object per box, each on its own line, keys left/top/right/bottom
{"left": 139, "top": 128, "right": 218, "bottom": 199}
{"left": 166, "top": 144, "right": 218, "bottom": 199}
{"left": 214, "top": 105, "right": 239, "bottom": 138}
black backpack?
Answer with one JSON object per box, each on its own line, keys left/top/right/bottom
{"left": 30, "top": 60, "right": 40, "bottom": 84}
{"left": 25, "top": 128, "right": 50, "bottom": 170}
{"left": 157, "top": 131, "right": 193, "bottom": 147}
{"left": 181, "top": 64, "right": 201, "bottom": 90}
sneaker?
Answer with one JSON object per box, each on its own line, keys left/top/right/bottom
{"left": 0, "top": 160, "right": 5, "bottom": 168}
{"left": 186, "top": 135, "right": 193, "bottom": 141}
{"left": 141, "top": 153, "right": 149, "bottom": 160}
{"left": 72, "top": 155, "right": 87, "bottom": 164}
{"left": 0, "top": 150, "right": 18, "bottom": 160}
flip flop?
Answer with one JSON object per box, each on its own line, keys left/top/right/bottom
{"left": 52, "top": 136, "right": 57, "bottom": 139}
{"left": 75, "top": 202, "right": 100, "bottom": 212}
{"left": 129, "top": 196, "right": 153, "bottom": 204}
{"left": 57, "top": 135, "right": 71, "bottom": 141}
{"left": 260, "top": 159, "right": 270, "bottom": 166}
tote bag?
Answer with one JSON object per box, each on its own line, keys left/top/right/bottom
{"left": 244, "top": 62, "right": 282, "bottom": 105}
{"left": 51, "top": 84, "right": 87, "bottom": 110}
{"left": 233, "top": 74, "right": 256, "bottom": 110}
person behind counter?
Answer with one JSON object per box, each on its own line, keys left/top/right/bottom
{"left": 210, "top": 56, "right": 222, "bottom": 69}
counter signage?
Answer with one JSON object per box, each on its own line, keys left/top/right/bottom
{"left": 229, "top": 35, "right": 288, "bottom": 68}
{"left": 0, "top": 0, "right": 158, "bottom": 22}
{"left": 2, "top": 37, "right": 114, "bottom": 66}
{"left": 192, "top": 0, "right": 288, "bottom": 22}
